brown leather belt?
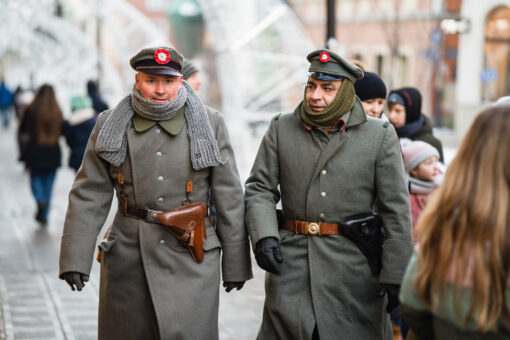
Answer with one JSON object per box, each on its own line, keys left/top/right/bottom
{"left": 282, "top": 219, "right": 340, "bottom": 235}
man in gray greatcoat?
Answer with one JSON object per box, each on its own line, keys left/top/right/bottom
{"left": 59, "top": 46, "right": 252, "bottom": 340}
{"left": 245, "top": 49, "right": 413, "bottom": 339}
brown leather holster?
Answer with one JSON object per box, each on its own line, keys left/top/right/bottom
{"left": 156, "top": 202, "right": 207, "bottom": 263}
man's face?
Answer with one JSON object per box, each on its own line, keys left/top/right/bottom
{"left": 362, "top": 98, "right": 385, "bottom": 118}
{"left": 305, "top": 77, "right": 343, "bottom": 112}
{"left": 186, "top": 72, "right": 202, "bottom": 95}
{"left": 388, "top": 103, "right": 406, "bottom": 127}
{"left": 135, "top": 72, "right": 183, "bottom": 103}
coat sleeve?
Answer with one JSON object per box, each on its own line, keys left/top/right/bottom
{"left": 210, "top": 112, "right": 253, "bottom": 282}
{"left": 375, "top": 124, "right": 414, "bottom": 284}
{"left": 244, "top": 117, "right": 281, "bottom": 249}
{"left": 59, "top": 112, "right": 114, "bottom": 278}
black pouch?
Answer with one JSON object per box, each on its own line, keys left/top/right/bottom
{"left": 338, "top": 213, "right": 383, "bottom": 275}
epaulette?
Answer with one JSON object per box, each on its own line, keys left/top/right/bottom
{"left": 383, "top": 120, "right": 389, "bottom": 128}
{"left": 273, "top": 113, "right": 282, "bottom": 121}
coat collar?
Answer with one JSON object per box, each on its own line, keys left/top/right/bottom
{"left": 345, "top": 97, "right": 367, "bottom": 129}
{"left": 132, "top": 106, "right": 186, "bottom": 136}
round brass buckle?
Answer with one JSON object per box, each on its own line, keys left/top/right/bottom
{"left": 307, "top": 223, "right": 320, "bottom": 235}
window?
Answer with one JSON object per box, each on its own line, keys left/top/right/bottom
{"left": 357, "top": 0, "right": 371, "bottom": 15}
{"left": 338, "top": 0, "right": 353, "bottom": 18}
{"left": 379, "top": 0, "right": 394, "bottom": 14}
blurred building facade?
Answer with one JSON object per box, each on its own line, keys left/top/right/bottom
{"left": 456, "top": 0, "right": 510, "bottom": 141}
{"left": 287, "top": 0, "right": 510, "bottom": 142}
{"left": 287, "top": 0, "right": 460, "bottom": 129}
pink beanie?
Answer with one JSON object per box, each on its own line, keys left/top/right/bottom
{"left": 401, "top": 139, "right": 439, "bottom": 173}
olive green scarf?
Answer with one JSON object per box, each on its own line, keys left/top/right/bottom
{"left": 300, "top": 79, "right": 355, "bottom": 129}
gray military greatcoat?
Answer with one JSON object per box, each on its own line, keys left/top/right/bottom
{"left": 245, "top": 99, "right": 413, "bottom": 340}
{"left": 59, "top": 107, "right": 252, "bottom": 340}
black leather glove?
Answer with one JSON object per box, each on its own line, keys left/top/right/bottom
{"left": 223, "top": 281, "right": 245, "bottom": 293}
{"left": 378, "top": 283, "right": 400, "bottom": 313}
{"left": 254, "top": 237, "right": 283, "bottom": 275}
{"left": 62, "top": 271, "right": 89, "bottom": 291}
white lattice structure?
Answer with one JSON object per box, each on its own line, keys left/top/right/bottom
{"left": 0, "top": 0, "right": 169, "bottom": 115}
{"left": 198, "top": 0, "right": 315, "bottom": 176}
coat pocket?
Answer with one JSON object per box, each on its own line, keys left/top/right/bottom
{"left": 203, "top": 229, "right": 222, "bottom": 251}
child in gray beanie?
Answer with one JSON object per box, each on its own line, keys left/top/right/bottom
{"left": 401, "top": 139, "right": 442, "bottom": 239}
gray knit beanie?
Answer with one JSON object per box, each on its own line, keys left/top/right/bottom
{"left": 401, "top": 139, "right": 439, "bottom": 173}
{"left": 182, "top": 58, "right": 199, "bottom": 80}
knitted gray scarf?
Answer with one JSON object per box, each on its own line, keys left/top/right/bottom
{"left": 95, "top": 81, "right": 224, "bottom": 170}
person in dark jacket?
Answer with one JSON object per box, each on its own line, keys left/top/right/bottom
{"left": 354, "top": 71, "right": 387, "bottom": 119}
{"left": 19, "top": 84, "right": 63, "bottom": 224}
{"left": 86, "top": 80, "right": 109, "bottom": 118}
{"left": 62, "top": 95, "right": 96, "bottom": 172}
{"left": 387, "top": 87, "right": 444, "bottom": 162}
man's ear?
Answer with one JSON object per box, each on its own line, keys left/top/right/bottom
{"left": 135, "top": 73, "right": 141, "bottom": 91}
{"left": 178, "top": 76, "right": 183, "bottom": 89}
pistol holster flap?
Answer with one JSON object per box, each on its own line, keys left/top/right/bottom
{"left": 156, "top": 202, "right": 207, "bottom": 263}
{"left": 338, "top": 213, "right": 383, "bottom": 275}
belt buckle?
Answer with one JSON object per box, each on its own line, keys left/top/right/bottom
{"left": 307, "top": 222, "right": 320, "bottom": 235}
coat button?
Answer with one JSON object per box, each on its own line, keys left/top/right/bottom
{"left": 158, "top": 197, "right": 164, "bottom": 203}
{"left": 158, "top": 176, "right": 163, "bottom": 181}
{"left": 159, "top": 240, "right": 165, "bottom": 245}
{"left": 156, "top": 151, "right": 162, "bottom": 157}
{"left": 319, "top": 213, "right": 325, "bottom": 218}
{"left": 320, "top": 192, "right": 326, "bottom": 197}
{"left": 321, "top": 170, "right": 327, "bottom": 175}
{"left": 155, "top": 128, "right": 161, "bottom": 134}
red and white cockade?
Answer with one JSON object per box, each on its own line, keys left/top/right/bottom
{"left": 154, "top": 49, "right": 170, "bottom": 64}
{"left": 319, "top": 51, "right": 330, "bottom": 63}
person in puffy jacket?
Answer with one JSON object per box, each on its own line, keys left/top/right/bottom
{"left": 62, "top": 95, "right": 95, "bottom": 172}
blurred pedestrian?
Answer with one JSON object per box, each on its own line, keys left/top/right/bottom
{"left": 59, "top": 46, "right": 252, "bottom": 340}
{"left": 62, "top": 95, "right": 95, "bottom": 172}
{"left": 245, "top": 49, "right": 413, "bottom": 340}
{"left": 401, "top": 139, "right": 441, "bottom": 240}
{"left": 19, "top": 84, "right": 63, "bottom": 224}
{"left": 399, "top": 104, "right": 510, "bottom": 339}
{"left": 14, "top": 87, "right": 34, "bottom": 163}
{"left": 182, "top": 58, "right": 202, "bottom": 95}
{"left": 355, "top": 71, "right": 388, "bottom": 119}
{"left": 86, "top": 80, "right": 109, "bottom": 119}
{"left": 0, "top": 80, "right": 14, "bottom": 128}
{"left": 387, "top": 87, "right": 444, "bottom": 162}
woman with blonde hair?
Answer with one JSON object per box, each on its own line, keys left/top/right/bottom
{"left": 399, "top": 104, "right": 510, "bottom": 339}
{"left": 19, "top": 84, "right": 63, "bottom": 224}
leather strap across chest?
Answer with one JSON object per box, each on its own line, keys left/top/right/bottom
{"left": 282, "top": 219, "right": 340, "bottom": 235}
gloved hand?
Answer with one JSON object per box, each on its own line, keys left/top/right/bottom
{"left": 223, "top": 281, "right": 245, "bottom": 293}
{"left": 62, "top": 271, "right": 89, "bottom": 291}
{"left": 254, "top": 237, "right": 283, "bottom": 275}
{"left": 378, "top": 283, "right": 400, "bottom": 313}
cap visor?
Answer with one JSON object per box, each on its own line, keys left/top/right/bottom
{"left": 310, "top": 72, "right": 343, "bottom": 81}
{"left": 137, "top": 67, "right": 182, "bottom": 77}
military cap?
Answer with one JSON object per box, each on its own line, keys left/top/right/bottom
{"left": 130, "top": 46, "right": 183, "bottom": 77}
{"left": 307, "top": 49, "right": 364, "bottom": 83}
